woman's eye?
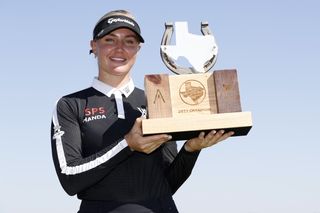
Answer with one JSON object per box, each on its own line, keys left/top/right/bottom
{"left": 105, "top": 38, "right": 115, "bottom": 44}
{"left": 124, "top": 39, "right": 138, "bottom": 47}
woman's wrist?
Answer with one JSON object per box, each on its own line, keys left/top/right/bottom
{"left": 184, "top": 141, "right": 197, "bottom": 152}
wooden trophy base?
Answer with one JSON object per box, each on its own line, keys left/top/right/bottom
{"left": 142, "top": 70, "right": 252, "bottom": 141}
{"left": 142, "top": 111, "right": 252, "bottom": 141}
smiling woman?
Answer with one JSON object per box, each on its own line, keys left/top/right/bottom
{"left": 89, "top": 10, "right": 144, "bottom": 87}
{"left": 50, "top": 9, "right": 234, "bottom": 213}
{"left": 91, "top": 28, "right": 141, "bottom": 84}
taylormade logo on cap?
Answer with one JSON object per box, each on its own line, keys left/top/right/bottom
{"left": 93, "top": 15, "right": 144, "bottom": 42}
{"left": 107, "top": 17, "right": 135, "bottom": 27}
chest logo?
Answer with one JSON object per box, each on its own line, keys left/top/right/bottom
{"left": 83, "top": 107, "right": 107, "bottom": 123}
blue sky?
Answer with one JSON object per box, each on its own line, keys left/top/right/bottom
{"left": 1, "top": 0, "right": 320, "bottom": 212}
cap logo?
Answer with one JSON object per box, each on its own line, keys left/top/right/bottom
{"left": 107, "top": 17, "right": 135, "bottom": 27}
{"left": 93, "top": 15, "right": 144, "bottom": 42}
{"left": 97, "top": 29, "right": 105, "bottom": 37}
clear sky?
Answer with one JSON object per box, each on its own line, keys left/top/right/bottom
{"left": 1, "top": 0, "right": 320, "bottom": 212}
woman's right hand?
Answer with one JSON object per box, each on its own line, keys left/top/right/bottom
{"left": 124, "top": 118, "right": 172, "bottom": 154}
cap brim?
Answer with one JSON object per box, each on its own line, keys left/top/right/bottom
{"left": 96, "top": 25, "right": 144, "bottom": 43}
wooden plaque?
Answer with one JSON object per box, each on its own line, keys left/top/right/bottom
{"left": 142, "top": 69, "right": 252, "bottom": 141}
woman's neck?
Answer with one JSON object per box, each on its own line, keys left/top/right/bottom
{"left": 98, "top": 72, "right": 130, "bottom": 88}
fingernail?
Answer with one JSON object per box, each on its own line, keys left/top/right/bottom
{"left": 220, "top": 130, "right": 225, "bottom": 134}
{"left": 167, "top": 135, "right": 172, "bottom": 140}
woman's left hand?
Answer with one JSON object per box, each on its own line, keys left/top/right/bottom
{"left": 184, "top": 130, "right": 234, "bottom": 152}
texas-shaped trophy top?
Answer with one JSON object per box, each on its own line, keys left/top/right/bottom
{"left": 160, "top": 21, "right": 218, "bottom": 75}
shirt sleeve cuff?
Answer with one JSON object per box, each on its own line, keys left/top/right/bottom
{"left": 120, "top": 138, "right": 134, "bottom": 152}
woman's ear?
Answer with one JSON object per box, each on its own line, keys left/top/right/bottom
{"left": 90, "top": 40, "right": 97, "bottom": 56}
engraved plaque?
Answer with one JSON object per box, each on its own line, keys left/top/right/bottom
{"left": 142, "top": 22, "right": 252, "bottom": 141}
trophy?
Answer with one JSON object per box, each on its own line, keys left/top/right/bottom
{"left": 142, "top": 21, "right": 252, "bottom": 141}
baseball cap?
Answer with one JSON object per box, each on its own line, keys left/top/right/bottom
{"left": 93, "top": 15, "right": 144, "bottom": 43}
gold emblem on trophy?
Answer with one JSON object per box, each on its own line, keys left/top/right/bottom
{"left": 142, "top": 21, "right": 252, "bottom": 140}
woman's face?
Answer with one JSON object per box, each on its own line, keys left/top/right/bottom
{"left": 91, "top": 28, "right": 140, "bottom": 78}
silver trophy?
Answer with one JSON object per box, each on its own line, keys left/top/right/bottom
{"left": 142, "top": 21, "right": 252, "bottom": 140}
{"left": 160, "top": 22, "right": 218, "bottom": 74}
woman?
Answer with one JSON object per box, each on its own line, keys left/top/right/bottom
{"left": 51, "top": 10, "right": 234, "bottom": 213}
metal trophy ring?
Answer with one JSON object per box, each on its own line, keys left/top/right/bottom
{"left": 160, "top": 21, "right": 218, "bottom": 75}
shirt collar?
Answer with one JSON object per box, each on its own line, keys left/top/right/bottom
{"left": 91, "top": 77, "right": 135, "bottom": 98}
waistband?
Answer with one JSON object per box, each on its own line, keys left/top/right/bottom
{"left": 78, "top": 196, "right": 178, "bottom": 213}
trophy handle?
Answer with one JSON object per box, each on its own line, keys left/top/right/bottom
{"left": 160, "top": 22, "right": 192, "bottom": 74}
{"left": 200, "top": 22, "right": 218, "bottom": 72}
{"left": 160, "top": 22, "right": 218, "bottom": 74}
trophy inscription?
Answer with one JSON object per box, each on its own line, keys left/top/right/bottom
{"left": 142, "top": 21, "right": 252, "bottom": 140}
{"left": 179, "top": 80, "right": 206, "bottom": 105}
